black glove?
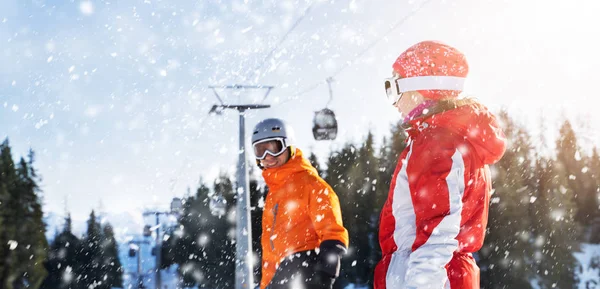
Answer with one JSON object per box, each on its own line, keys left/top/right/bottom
{"left": 308, "top": 270, "right": 335, "bottom": 289}
{"left": 316, "top": 240, "right": 347, "bottom": 279}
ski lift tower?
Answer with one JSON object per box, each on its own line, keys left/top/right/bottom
{"left": 128, "top": 239, "right": 151, "bottom": 289}
{"left": 209, "top": 84, "right": 273, "bottom": 289}
{"left": 142, "top": 197, "right": 184, "bottom": 289}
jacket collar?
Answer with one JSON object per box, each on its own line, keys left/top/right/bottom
{"left": 262, "top": 148, "right": 318, "bottom": 189}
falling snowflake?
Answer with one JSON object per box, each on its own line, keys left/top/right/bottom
{"left": 79, "top": 1, "right": 94, "bottom": 15}
{"left": 7, "top": 240, "right": 18, "bottom": 250}
{"left": 315, "top": 214, "right": 324, "bottom": 222}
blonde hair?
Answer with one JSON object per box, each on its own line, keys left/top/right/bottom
{"left": 426, "top": 95, "right": 482, "bottom": 117}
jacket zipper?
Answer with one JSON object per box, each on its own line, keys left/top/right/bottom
{"left": 270, "top": 203, "right": 278, "bottom": 251}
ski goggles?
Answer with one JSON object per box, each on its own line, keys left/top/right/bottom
{"left": 384, "top": 76, "right": 403, "bottom": 105}
{"left": 384, "top": 75, "right": 468, "bottom": 105}
{"left": 252, "top": 137, "right": 288, "bottom": 160}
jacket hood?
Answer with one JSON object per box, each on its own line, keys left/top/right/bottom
{"left": 406, "top": 100, "right": 506, "bottom": 165}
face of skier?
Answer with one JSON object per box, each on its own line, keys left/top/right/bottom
{"left": 253, "top": 139, "right": 290, "bottom": 169}
{"left": 394, "top": 90, "right": 425, "bottom": 117}
{"left": 260, "top": 149, "right": 289, "bottom": 169}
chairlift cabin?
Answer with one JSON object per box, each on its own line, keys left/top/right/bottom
{"left": 170, "top": 197, "right": 183, "bottom": 215}
{"left": 312, "top": 108, "right": 338, "bottom": 140}
{"left": 128, "top": 243, "right": 139, "bottom": 257}
{"left": 143, "top": 225, "right": 152, "bottom": 237}
{"left": 312, "top": 77, "right": 338, "bottom": 141}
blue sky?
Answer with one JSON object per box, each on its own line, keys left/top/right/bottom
{"left": 1, "top": 0, "right": 599, "bottom": 220}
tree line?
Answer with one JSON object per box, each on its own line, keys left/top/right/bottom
{"left": 0, "top": 140, "right": 123, "bottom": 289}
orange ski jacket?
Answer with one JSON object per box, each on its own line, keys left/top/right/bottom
{"left": 260, "top": 148, "right": 349, "bottom": 289}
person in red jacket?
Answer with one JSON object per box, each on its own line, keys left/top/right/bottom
{"left": 375, "top": 41, "right": 507, "bottom": 289}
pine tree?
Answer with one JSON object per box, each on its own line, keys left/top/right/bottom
{"left": 587, "top": 148, "right": 600, "bottom": 243}
{"left": 376, "top": 120, "right": 408, "bottom": 213}
{"left": 169, "top": 182, "right": 212, "bottom": 287}
{"left": 0, "top": 142, "right": 49, "bottom": 289}
{"left": 555, "top": 120, "right": 597, "bottom": 229}
{"left": 479, "top": 111, "right": 535, "bottom": 289}
{"left": 164, "top": 176, "right": 236, "bottom": 289}
{"left": 307, "top": 152, "right": 324, "bottom": 177}
{"left": 0, "top": 153, "right": 6, "bottom": 286}
{"left": 78, "top": 211, "right": 104, "bottom": 289}
{"left": 525, "top": 121, "right": 583, "bottom": 289}
{"left": 532, "top": 155, "right": 579, "bottom": 289}
{"left": 162, "top": 186, "right": 202, "bottom": 287}
{"left": 0, "top": 139, "right": 19, "bottom": 289}
{"left": 211, "top": 174, "right": 236, "bottom": 288}
{"left": 18, "top": 152, "right": 49, "bottom": 289}
{"left": 348, "top": 132, "right": 379, "bottom": 285}
{"left": 385, "top": 120, "right": 410, "bottom": 166}
{"left": 324, "top": 143, "right": 359, "bottom": 285}
{"left": 100, "top": 224, "right": 123, "bottom": 288}
{"left": 41, "top": 214, "right": 81, "bottom": 289}
{"left": 375, "top": 137, "right": 391, "bottom": 216}
{"left": 40, "top": 233, "right": 62, "bottom": 289}
{"left": 0, "top": 181, "right": 7, "bottom": 286}
{"left": 579, "top": 146, "right": 600, "bottom": 243}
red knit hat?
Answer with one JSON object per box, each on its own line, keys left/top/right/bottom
{"left": 392, "top": 40, "right": 469, "bottom": 100}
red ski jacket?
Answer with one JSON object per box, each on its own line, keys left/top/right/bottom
{"left": 375, "top": 101, "right": 506, "bottom": 289}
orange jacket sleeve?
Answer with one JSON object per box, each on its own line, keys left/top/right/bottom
{"left": 308, "top": 179, "right": 349, "bottom": 248}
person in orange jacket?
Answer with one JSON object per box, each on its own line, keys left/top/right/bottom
{"left": 251, "top": 118, "right": 349, "bottom": 289}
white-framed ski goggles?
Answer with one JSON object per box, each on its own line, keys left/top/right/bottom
{"left": 384, "top": 76, "right": 403, "bottom": 105}
{"left": 384, "top": 75, "right": 467, "bottom": 105}
{"left": 252, "top": 137, "right": 288, "bottom": 160}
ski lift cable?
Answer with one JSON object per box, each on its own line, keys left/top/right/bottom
{"left": 326, "top": 77, "right": 334, "bottom": 108}
{"left": 272, "top": 0, "right": 435, "bottom": 107}
{"left": 249, "top": 1, "right": 317, "bottom": 82}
